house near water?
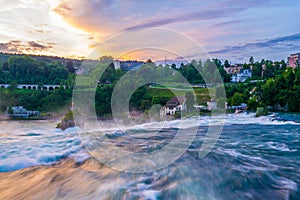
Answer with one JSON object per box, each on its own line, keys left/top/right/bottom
{"left": 6, "top": 106, "right": 40, "bottom": 119}
{"left": 160, "top": 96, "right": 186, "bottom": 117}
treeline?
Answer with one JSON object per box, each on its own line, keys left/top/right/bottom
{"left": 93, "top": 58, "right": 230, "bottom": 85}
{"left": 258, "top": 67, "right": 300, "bottom": 111}
{"left": 1, "top": 54, "right": 298, "bottom": 116}
{"left": 0, "top": 56, "right": 76, "bottom": 85}
{"left": 225, "top": 67, "right": 300, "bottom": 112}
{"left": 0, "top": 86, "right": 72, "bottom": 113}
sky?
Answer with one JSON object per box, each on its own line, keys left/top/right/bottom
{"left": 0, "top": 0, "right": 300, "bottom": 63}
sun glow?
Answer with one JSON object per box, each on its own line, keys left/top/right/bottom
{"left": 49, "top": 10, "right": 86, "bottom": 35}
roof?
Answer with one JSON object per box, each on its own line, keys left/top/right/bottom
{"left": 290, "top": 53, "right": 300, "bottom": 56}
{"left": 239, "top": 68, "right": 252, "bottom": 73}
{"left": 166, "top": 96, "right": 186, "bottom": 108}
{"left": 120, "top": 61, "right": 145, "bottom": 71}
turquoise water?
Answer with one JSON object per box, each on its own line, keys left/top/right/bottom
{"left": 0, "top": 113, "right": 299, "bottom": 199}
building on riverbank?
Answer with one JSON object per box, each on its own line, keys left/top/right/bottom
{"left": 6, "top": 106, "right": 40, "bottom": 119}
{"left": 161, "top": 96, "right": 186, "bottom": 117}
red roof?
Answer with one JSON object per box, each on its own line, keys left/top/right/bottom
{"left": 165, "top": 96, "right": 185, "bottom": 108}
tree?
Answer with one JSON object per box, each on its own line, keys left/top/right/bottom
{"left": 99, "top": 55, "right": 113, "bottom": 63}
{"left": 230, "top": 93, "right": 244, "bottom": 106}
{"left": 66, "top": 60, "right": 76, "bottom": 73}
{"left": 251, "top": 64, "right": 262, "bottom": 78}
{"left": 247, "top": 98, "right": 258, "bottom": 111}
{"left": 224, "top": 60, "right": 230, "bottom": 68}
{"left": 140, "top": 100, "right": 151, "bottom": 110}
{"left": 185, "top": 91, "right": 195, "bottom": 111}
{"left": 2, "top": 62, "right": 9, "bottom": 71}
{"left": 249, "top": 56, "right": 254, "bottom": 64}
{"left": 217, "top": 98, "right": 226, "bottom": 109}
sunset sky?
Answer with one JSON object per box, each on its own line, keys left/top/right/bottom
{"left": 0, "top": 0, "right": 300, "bottom": 63}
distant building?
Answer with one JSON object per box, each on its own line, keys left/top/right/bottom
{"left": 206, "top": 100, "right": 217, "bottom": 111}
{"left": 193, "top": 105, "right": 207, "bottom": 110}
{"left": 7, "top": 106, "right": 40, "bottom": 119}
{"left": 113, "top": 60, "right": 145, "bottom": 71}
{"left": 227, "top": 103, "right": 247, "bottom": 113}
{"left": 231, "top": 69, "right": 252, "bottom": 83}
{"left": 113, "top": 60, "right": 121, "bottom": 69}
{"left": 287, "top": 53, "right": 300, "bottom": 68}
{"left": 161, "top": 96, "right": 186, "bottom": 116}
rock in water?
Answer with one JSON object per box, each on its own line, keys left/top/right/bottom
{"left": 256, "top": 107, "right": 267, "bottom": 117}
{"left": 56, "top": 110, "right": 84, "bottom": 130}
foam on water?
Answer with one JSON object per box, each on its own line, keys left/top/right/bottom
{"left": 0, "top": 112, "right": 299, "bottom": 173}
{"left": 0, "top": 122, "right": 89, "bottom": 172}
{"left": 82, "top": 113, "right": 299, "bottom": 137}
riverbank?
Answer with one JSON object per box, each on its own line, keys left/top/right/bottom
{"left": 0, "top": 107, "right": 70, "bottom": 122}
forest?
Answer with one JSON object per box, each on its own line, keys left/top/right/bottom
{"left": 0, "top": 54, "right": 299, "bottom": 117}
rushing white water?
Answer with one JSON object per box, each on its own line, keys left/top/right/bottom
{"left": 0, "top": 113, "right": 299, "bottom": 199}
{"left": 0, "top": 113, "right": 299, "bottom": 173}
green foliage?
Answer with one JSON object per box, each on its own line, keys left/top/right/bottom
{"left": 7, "top": 107, "right": 13, "bottom": 114}
{"left": 229, "top": 93, "right": 244, "bottom": 106}
{"left": 140, "top": 100, "right": 151, "bottom": 110}
{"left": 0, "top": 56, "right": 70, "bottom": 84}
{"left": 2, "top": 53, "right": 300, "bottom": 117}
{"left": 174, "top": 111, "right": 181, "bottom": 118}
{"left": 217, "top": 98, "right": 226, "bottom": 109}
{"left": 224, "top": 60, "right": 230, "bottom": 68}
{"left": 66, "top": 60, "right": 76, "bottom": 74}
{"left": 256, "top": 107, "right": 267, "bottom": 117}
{"left": 257, "top": 67, "right": 300, "bottom": 111}
{"left": 249, "top": 56, "right": 254, "bottom": 64}
{"left": 0, "top": 87, "right": 72, "bottom": 113}
{"left": 185, "top": 91, "right": 195, "bottom": 111}
{"left": 247, "top": 98, "right": 258, "bottom": 111}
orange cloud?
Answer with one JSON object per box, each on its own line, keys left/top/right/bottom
{"left": 53, "top": 0, "right": 115, "bottom": 36}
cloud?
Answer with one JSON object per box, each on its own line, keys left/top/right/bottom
{"left": 53, "top": 0, "right": 275, "bottom": 35}
{"left": 210, "top": 20, "right": 244, "bottom": 28}
{"left": 53, "top": 0, "right": 117, "bottom": 35}
{"left": 123, "top": 0, "right": 273, "bottom": 31}
{"left": 0, "top": 40, "right": 56, "bottom": 53}
{"left": 124, "top": 10, "right": 229, "bottom": 31}
{"left": 209, "top": 33, "right": 300, "bottom": 54}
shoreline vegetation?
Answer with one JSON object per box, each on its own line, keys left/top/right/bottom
{"left": 0, "top": 53, "right": 299, "bottom": 124}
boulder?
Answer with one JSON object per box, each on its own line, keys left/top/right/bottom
{"left": 56, "top": 110, "right": 75, "bottom": 130}
{"left": 256, "top": 107, "right": 267, "bottom": 117}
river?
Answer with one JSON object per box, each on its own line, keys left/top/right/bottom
{"left": 0, "top": 113, "right": 299, "bottom": 199}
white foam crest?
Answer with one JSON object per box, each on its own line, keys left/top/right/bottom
{"left": 265, "top": 142, "right": 291, "bottom": 152}
{"left": 0, "top": 125, "right": 90, "bottom": 172}
{"left": 224, "top": 113, "right": 300, "bottom": 125}
{"left": 140, "top": 190, "right": 160, "bottom": 200}
{"left": 78, "top": 113, "right": 300, "bottom": 138}
{"left": 274, "top": 177, "right": 298, "bottom": 191}
{"left": 217, "top": 148, "right": 278, "bottom": 171}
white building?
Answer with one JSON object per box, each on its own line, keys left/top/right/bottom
{"left": 113, "top": 60, "right": 121, "bottom": 69}
{"left": 7, "top": 106, "right": 40, "bottom": 119}
{"left": 161, "top": 96, "right": 186, "bottom": 116}
{"left": 231, "top": 69, "right": 252, "bottom": 83}
{"left": 206, "top": 100, "right": 217, "bottom": 111}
